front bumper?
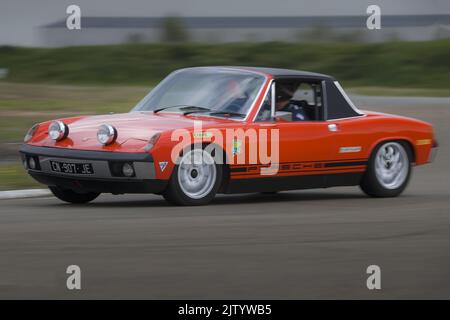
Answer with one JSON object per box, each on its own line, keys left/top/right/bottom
{"left": 19, "top": 144, "right": 167, "bottom": 194}
{"left": 428, "top": 139, "right": 439, "bottom": 163}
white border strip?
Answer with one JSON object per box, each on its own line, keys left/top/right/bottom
{"left": 0, "top": 189, "right": 51, "bottom": 200}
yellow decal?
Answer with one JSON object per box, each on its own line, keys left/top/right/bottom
{"left": 193, "top": 132, "right": 213, "bottom": 139}
{"left": 232, "top": 139, "right": 242, "bottom": 155}
{"left": 416, "top": 139, "right": 431, "bottom": 146}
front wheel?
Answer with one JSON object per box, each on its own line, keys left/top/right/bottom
{"left": 49, "top": 186, "right": 100, "bottom": 204}
{"left": 163, "top": 148, "right": 222, "bottom": 205}
{"left": 360, "top": 141, "right": 412, "bottom": 197}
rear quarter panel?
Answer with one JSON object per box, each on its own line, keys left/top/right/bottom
{"left": 331, "top": 111, "right": 434, "bottom": 165}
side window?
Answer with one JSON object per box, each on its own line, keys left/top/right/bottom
{"left": 293, "top": 83, "right": 315, "bottom": 104}
{"left": 255, "top": 79, "right": 325, "bottom": 122}
{"left": 291, "top": 82, "right": 323, "bottom": 121}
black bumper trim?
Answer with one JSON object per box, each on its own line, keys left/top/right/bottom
{"left": 224, "top": 172, "right": 363, "bottom": 193}
{"left": 20, "top": 144, "right": 153, "bottom": 162}
{"left": 324, "top": 161, "right": 367, "bottom": 168}
{"left": 29, "top": 171, "right": 167, "bottom": 194}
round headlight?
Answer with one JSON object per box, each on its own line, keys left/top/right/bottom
{"left": 48, "top": 121, "right": 69, "bottom": 141}
{"left": 24, "top": 123, "right": 40, "bottom": 143}
{"left": 28, "top": 157, "right": 36, "bottom": 170}
{"left": 144, "top": 132, "right": 161, "bottom": 152}
{"left": 97, "top": 124, "right": 117, "bottom": 145}
{"left": 122, "top": 163, "right": 135, "bottom": 177}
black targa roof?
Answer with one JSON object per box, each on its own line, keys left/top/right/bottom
{"left": 235, "top": 67, "right": 362, "bottom": 119}
{"left": 236, "top": 67, "right": 334, "bottom": 80}
{"left": 214, "top": 66, "right": 334, "bottom": 80}
{"left": 183, "top": 66, "right": 334, "bottom": 80}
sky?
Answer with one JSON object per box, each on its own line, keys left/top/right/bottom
{"left": 0, "top": 0, "right": 448, "bottom": 46}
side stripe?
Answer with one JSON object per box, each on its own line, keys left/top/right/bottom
{"left": 230, "top": 158, "right": 367, "bottom": 167}
{"left": 230, "top": 159, "right": 367, "bottom": 174}
{"left": 324, "top": 161, "right": 367, "bottom": 168}
{"left": 231, "top": 167, "right": 366, "bottom": 178}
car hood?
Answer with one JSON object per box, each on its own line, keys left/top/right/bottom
{"left": 30, "top": 112, "right": 232, "bottom": 152}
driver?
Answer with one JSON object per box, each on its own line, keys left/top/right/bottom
{"left": 276, "top": 83, "right": 310, "bottom": 121}
{"left": 220, "top": 79, "right": 248, "bottom": 113}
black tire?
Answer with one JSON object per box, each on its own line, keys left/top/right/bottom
{"left": 163, "top": 147, "right": 223, "bottom": 206}
{"left": 49, "top": 186, "right": 100, "bottom": 204}
{"left": 360, "top": 141, "right": 412, "bottom": 197}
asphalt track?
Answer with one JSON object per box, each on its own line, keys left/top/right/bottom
{"left": 0, "top": 102, "right": 449, "bottom": 299}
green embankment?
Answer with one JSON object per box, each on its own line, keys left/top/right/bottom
{"left": 0, "top": 39, "right": 449, "bottom": 87}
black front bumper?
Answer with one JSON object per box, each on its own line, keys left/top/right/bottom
{"left": 28, "top": 171, "right": 167, "bottom": 194}
{"left": 20, "top": 144, "right": 167, "bottom": 194}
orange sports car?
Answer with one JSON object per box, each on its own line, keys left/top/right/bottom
{"left": 20, "top": 67, "right": 438, "bottom": 205}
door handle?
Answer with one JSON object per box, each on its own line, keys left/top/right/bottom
{"left": 328, "top": 123, "right": 338, "bottom": 132}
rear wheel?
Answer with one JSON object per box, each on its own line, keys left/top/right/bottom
{"left": 49, "top": 186, "right": 100, "bottom": 204}
{"left": 163, "top": 147, "right": 222, "bottom": 205}
{"left": 360, "top": 141, "right": 412, "bottom": 197}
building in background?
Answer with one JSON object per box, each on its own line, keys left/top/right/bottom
{"left": 40, "top": 15, "right": 450, "bottom": 46}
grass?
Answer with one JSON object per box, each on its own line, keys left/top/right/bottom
{"left": 0, "top": 83, "right": 150, "bottom": 190}
{"left": 0, "top": 82, "right": 149, "bottom": 143}
{"left": 0, "top": 163, "right": 41, "bottom": 190}
{"left": 0, "top": 82, "right": 148, "bottom": 112}
{"left": 0, "top": 83, "right": 149, "bottom": 190}
{"left": 0, "top": 39, "right": 449, "bottom": 88}
{"left": 348, "top": 86, "right": 450, "bottom": 97}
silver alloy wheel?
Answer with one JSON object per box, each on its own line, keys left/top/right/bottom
{"left": 374, "top": 142, "right": 409, "bottom": 190}
{"left": 177, "top": 149, "right": 217, "bottom": 199}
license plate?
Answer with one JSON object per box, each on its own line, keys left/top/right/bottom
{"left": 50, "top": 160, "right": 94, "bottom": 175}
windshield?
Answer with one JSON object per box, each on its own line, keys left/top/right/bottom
{"left": 132, "top": 68, "right": 265, "bottom": 118}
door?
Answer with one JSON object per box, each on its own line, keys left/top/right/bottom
{"left": 325, "top": 80, "right": 371, "bottom": 176}
{"left": 326, "top": 118, "right": 372, "bottom": 173}
{"left": 252, "top": 78, "right": 335, "bottom": 181}
{"left": 273, "top": 121, "right": 335, "bottom": 178}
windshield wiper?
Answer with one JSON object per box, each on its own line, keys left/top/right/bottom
{"left": 153, "top": 105, "right": 211, "bottom": 114}
{"left": 206, "top": 111, "right": 246, "bottom": 118}
{"left": 153, "top": 105, "right": 245, "bottom": 118}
